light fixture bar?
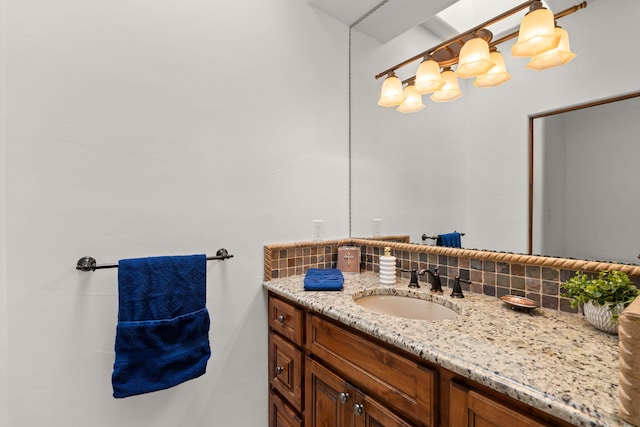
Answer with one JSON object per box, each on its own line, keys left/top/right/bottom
{"left": 397, "top": 1, "right": 587, "bottom": 86}
{"left": 375, "top": 0, "right": 537, "bottom": 80}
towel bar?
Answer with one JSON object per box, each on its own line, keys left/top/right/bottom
{"left": 76, "top": 248, "right": 234, "bottom": 271}
{"left": 422, "top": 232, "right": 465, "bottom": 241}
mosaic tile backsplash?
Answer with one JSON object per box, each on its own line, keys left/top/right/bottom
{"left": 264, "top": 238, "right": 640, "bottom": 314}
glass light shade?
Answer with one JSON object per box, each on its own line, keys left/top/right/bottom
{"left": 526, "top": 27, "right": 576, "bottom": 70}
{"left": 511, "top": 7, "right": 561, "bottom": 57}
{"left": 397, "top": 85, "right": 425, "bottom": 113}
{"left": 430, "top": 70, "right": 462, "bottom": 103}
{"left": 377, "top": 74, "right": 405, "bottom": 107}
{"left": 455, "top": 38, "right": 495, "bottom": 78}
{"left": 414, "top": 59, "right": 445, "bottom": 94}
{"left": 474, "top": 51, "right": 512, "bottom": 88}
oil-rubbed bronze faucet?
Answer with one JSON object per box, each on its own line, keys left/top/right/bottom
{"left": 403, "top": 267, "right": 445, "bottom": 292}
{"left": 421, "top": 268, "right": 443, "bottom": 293}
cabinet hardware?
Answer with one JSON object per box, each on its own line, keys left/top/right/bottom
{"left": 275, "top": 366, "right": 284, "bottom": 375}
{"left": 277, "top": 315, "right": 286, "bottom": 323}
{"left": 352, "top": 403, "right": 364, "bottom": 416}
{"left": 339, "top": 392, "right": 349, "bottom": 404}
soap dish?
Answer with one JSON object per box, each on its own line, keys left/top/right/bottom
{"left": 500, "top": 295, "right": 540, "bottom": 311}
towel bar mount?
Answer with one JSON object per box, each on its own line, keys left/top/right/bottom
{"left": 76, "top": 248, "right": 234, "bottom": 272}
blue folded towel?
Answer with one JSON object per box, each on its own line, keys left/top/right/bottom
{"left": 437, "top": 232, "right": 462, "bottom": 248}
{"left": 112, "top": 254, "right": 211, "bottom": 398}
{"left": 304, "top": 268, "right": 344, "bottom": 291}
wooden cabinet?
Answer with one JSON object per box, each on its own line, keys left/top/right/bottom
{"left": 268, "top": 292, "right": 572, "bottom": 427}
{"left": 357, "top": 389, "right": 414, "bottom": 427}
{"left": 269, "top": 295, "right": 304, "bottom": 346}
{"left": 270, "top": 390, "right": 303, "bottom": 427}
{"left": 306, "top": 358, "right": 357, "bottom": 427}
{"left": 306, "top": 313, "right": 436, "bottom": 427}
{"left": 449, "top": 380, "right": 558, "bottom": 427}
{"left": 269, "top": 296, "right": 305, "bottom": 423}
{"left": 306, "top": 358, "right": 412, "bottom": 427}
{"left": 270, "top": 331, "right": 303, "bottom": 410}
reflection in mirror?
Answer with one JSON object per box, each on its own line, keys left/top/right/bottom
{"left": 350, "top": 0, "right": 640, "bottom": 258}
{"left": 529, "top": 92, "right": 640, "bottom": 264}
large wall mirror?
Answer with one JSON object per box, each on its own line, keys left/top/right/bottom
{"left": 529, "top": 92, "right": 640, "bottom": 264}
{"left": 349, "top": 0, "right": 640, "bottom": 264}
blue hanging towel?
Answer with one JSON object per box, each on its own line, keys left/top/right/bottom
{"left": 112, "top": 254, "right": 211, "bottom": 398}
{"left": 437, "top": 232, "right": 462, "bottom": 248}
{"left": 304, "top": 268, "right": 344, "bottom": 291}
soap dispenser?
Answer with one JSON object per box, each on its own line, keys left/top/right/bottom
{"left": 379, "top": 247, "right": 396, "bottom": 285}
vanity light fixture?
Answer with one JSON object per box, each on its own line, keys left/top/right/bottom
{"left": 414, "top": 56, "right": 445, "bottom": 94}
{"left": 474, "top": 50, "right": 512, "bottom": 87}
{"left": 525, "top": 25, "right": 576, "bottom": 70}
{"left": 455, "top": 37, "right": 495, "bottom": 79}
{"left": 377, "top": 72, "right": 405, "bottom": 107}
{"left": 397, "top": 84, "right": 426, "bottom": 113}
{"left": 511, "top": 2, "right": 560, "bottom": 57}
{"left": 431, "top": 68, "right": 463, "bottom": 103}
{"left": 375, "top": 0, "right": 587, "bottom": 113}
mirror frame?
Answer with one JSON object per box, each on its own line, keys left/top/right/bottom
{"left": 527, "top": 90, "right": 640, "bottom": 259}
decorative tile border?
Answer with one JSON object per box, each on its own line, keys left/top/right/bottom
{"left": 264, "top": 238, "right": 640, "bottom": 314}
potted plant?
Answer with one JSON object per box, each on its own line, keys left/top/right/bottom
{"left": 562, "top": 270, "right": 639, "bottom": 334}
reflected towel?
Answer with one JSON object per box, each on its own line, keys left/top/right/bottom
{"left": 304, "top": 268, "right": 344, "bottom": 291}
{"left": 437, "top": 232, "right": 462, "bottom": 248}
{"left": 112, "top": 254, "right": 211, "bottom": 398}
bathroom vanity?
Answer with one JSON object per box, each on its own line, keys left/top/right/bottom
{"left": 265, "top": 272, "right": 625, "bottom": 427}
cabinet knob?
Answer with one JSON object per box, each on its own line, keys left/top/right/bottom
{"left": 339, "top": 392, "right": 349, "bottom": 404}
{"left": 352, "top": 403, "right": 363, "bottom": 416}
{"left": 275, "top": 366, "right": 284, "bottom": 375}
{"left": 277, "top": 314, "right": 286, "bottom": 323}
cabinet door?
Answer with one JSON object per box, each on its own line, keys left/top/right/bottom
{"left": 354, "top": 390, "right": 414, "bottom": 427}
{"left": 468, "top": 390, "right": 547, "bottom": 427}
{"left": 270, "top": 390, "right": 302, "bottom": 427}
{"left": 269, "top": 332, "right": 303, "bottom": 411}
{"left": 450, "top": 380, "right": 547, "bottom": 427}
{"left": 306, "top": 358, "right": 358, "bottom": 427}
{"left": 307, "top": 313, "right": 435, "bottom": 426}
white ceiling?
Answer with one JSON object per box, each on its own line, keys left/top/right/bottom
{"left": 307, "top": 0, "right": 593, "bottom": 44}
{"left": 306, "top": 0, "right": 382, "bottom": 27}
{"left": 307, "top": 0, "right": 459, "bottom": 42}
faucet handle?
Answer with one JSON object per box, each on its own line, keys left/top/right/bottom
{"left": 401, "top": 268, "right": 420, "bottom": 289}
{"left": 451, "top": 276, "right": 470, "bottom": 298}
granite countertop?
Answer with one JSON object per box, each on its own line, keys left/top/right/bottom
{"left": 264, "top": 273, "right": 629, "bottom": 427}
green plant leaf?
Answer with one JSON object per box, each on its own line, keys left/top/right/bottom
{"left": 561, "top": 269, "right": 639, "bottom": 317}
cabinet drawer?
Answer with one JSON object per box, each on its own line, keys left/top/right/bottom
{"left": 307, "top": 313, "right": 436, "bottom": 427}
{"left": 269, "top": 295, "right": 304, "bottom": 346}
{"left": 270, "top": 332, "right": 304, "bottom": 411}
{"left": 270, "top": 390, "right": 302, "bottom": 427}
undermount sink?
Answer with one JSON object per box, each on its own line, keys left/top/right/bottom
{"left": 354, "top": 294, "right": 459, "bottom": 321}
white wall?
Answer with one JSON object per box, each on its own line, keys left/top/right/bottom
{"left": 536, "top": 114, "right": 567, "bottom": 257}
{"left": 563, "top": 98, "right": 640, "bottom": 263}
{"left": 351, "top": 0, "right": 640, "bottom": 252}
{"left": 1, "top": 0, "right": 9, "bottom": 424}
{"left": 2, "top": 1, "right": 348, "bottom": 426}
{"left": 534, "top": 98, "right": 640, "bottom": 263}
